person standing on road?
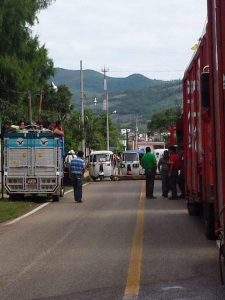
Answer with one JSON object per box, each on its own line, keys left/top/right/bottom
{"left": 141, "top": 147, "right": 157, "bottom": 199}
{"left": 168, "top": 146, "right": 180, "bottom": 199}
{"left": 69, "top": 150, "right": 85, "bottom": 203}
{"left": 177, "top": 146, "right": 185, "bottom": 198}
{"left": 158, "top": 150, "right": 170, "bottom": 198}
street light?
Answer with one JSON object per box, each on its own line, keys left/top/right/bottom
{"left": 37, "top": 82, "right": 58, "bottom": 122}
{"left": 102, "top": 68, "right": 109, "bottom": 150}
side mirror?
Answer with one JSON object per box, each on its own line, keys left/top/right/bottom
{"left": 201, "top": 72, "right": 210, "bottom": 110}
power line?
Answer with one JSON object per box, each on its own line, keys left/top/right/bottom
{"left": 107, "top": 69, "right": 184, "bottom": 73}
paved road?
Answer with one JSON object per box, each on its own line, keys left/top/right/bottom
{"left": 0, "top": 179, "right": 225, "bottom": 299}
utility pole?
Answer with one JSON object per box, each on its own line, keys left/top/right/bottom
{"left": 80, "top": 60, "right": 85, "bottom": 155}
{"left": 28, "top": 91, "right": 32, "bottom": 123}
{"left": 38, "top": 86, "right": 44, "bottom": 122}
{"left": 135, "top": 115, "right": 138, "bottom": 149}
{"left": 102, "top": 66, "right": 109, "bottom": 150}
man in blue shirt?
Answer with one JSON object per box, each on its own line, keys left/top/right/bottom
{"left": 69, "top": 150, "right": 85, "bottom": 203}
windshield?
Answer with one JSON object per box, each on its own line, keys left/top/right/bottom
{"left": 122, "top": 153, "right": 138, "bottom": 162}
{"left": 90, "top": 153, "right": 111, "bottom": 162}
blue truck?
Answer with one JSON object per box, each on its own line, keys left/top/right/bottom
{"left": 3, "top": 130, "right": 64, "bottom": 201}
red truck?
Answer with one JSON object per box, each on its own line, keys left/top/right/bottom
{"left": 183, "top": 0, "right": 225, "bottom": 282}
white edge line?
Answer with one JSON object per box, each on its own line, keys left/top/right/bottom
{"left": 4, "top": 202, "right": 50, "bottom": 226}
{"left": 4, "top": 183, "right": 90, "bottom": 226}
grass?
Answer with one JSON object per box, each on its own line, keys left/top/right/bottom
{"left": 0, "top": 176, "right": 90, "bottom": 224}
{"left": 0, "top": 200, "right": 39, "bottom": 223}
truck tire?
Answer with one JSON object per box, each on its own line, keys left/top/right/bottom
{"left": 219, "top": 242, "right": 225, "bottom": 285}
{"left": 204, "top": 203, "right": 216, "bottom": 240}
{"left": 187, "top": 202, "right": 201, "bottom": 216}
{"left": 60, "top": 186, "right": 64, "bottom": 197}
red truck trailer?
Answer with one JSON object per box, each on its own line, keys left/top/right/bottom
{"left": 183, "top": 0, "right": 225, "bottom": 281}
{"left": 183, "top": 19, "right": 214, "bottom": 237}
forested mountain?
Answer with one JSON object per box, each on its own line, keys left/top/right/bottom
{"left": 52, "top": 68, "right": 182, "bottom": 129}
{"left": 52, "top": 68, "right": 164, "bottom": 93}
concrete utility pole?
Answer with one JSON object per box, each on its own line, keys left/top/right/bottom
{"left": 28, "top": 91, "right": 32, "bottom": 123}
{"left": 80, "top": 60, "right": 85, "bottom": 155}
{"left": 135, "top": 115, "right": 138, "bottom": 149}
{"left": 102, "top": 67, "right": 109, "bottom": 151}
{"left": 38, "top": 86, "right": 44, "bottom": 122}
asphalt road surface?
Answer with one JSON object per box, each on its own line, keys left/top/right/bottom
{"left": 0, "top": 179, "right": 225, "bottom": 300}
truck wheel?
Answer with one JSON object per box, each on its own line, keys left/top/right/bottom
{"left": 219, "top": 242, "right": 225, "bottom": 285}
{"left": 52, "top": 195, "right": 59, "bottom": 202}
{"left": 60, "top": 186, "right": 64, "bottom": 197}
{"left": 204, "top": 203, "right": 216, "bottom": 240}
{"left": 187, "top": 202, "right": 201, "bottom": 216}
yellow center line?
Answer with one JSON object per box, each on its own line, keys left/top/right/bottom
{"left": 123, "top": 182, "right": 145, "bottom": 299}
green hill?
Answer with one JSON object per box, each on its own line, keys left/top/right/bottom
{"left": 52, "top": 68, "right": 182, "bottom": 129}
{"left": 52, "top": 68, "right": 164, "bottom": 93}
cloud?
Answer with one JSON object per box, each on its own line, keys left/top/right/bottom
{"left": 33, "top": 0, "right": 207, "bottom": 80}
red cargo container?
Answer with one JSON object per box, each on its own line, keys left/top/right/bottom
{"left": 207, "top": 0, "right": 225, "bottom": 236}
{"left": 183, "top": 0, "right": 225, "bottom": 243}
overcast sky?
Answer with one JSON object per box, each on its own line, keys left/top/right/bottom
{"left": 33, "top": 0, "right": 207, "bottom": 80}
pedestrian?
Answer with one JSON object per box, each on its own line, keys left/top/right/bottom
{"left": 65, "top": 150, "right": 77, "bottom": 165}
{"left": 18, "top": 120, "right": 26, "bottom": 131}
{"left": 69, "top": 150, "right": 85, "bottom": 203}
{"left": 53, "top": 120, "right": 64, "bottom": 137}
{"left": 158, "top": 149, "right": 170, "bottom": 197}
{"left": 1, "top": 120, "right": 16, "bottom": 137}
{"left": 177, "top": 146, "right": 185, "bottom": 198}
{"left": 116, "top": 152, "right": 122, "bottom": 175}
{"left": 64, "top": 150, "right": 77, "bottom": 184}
{"left": 53, "top": 120, "right": 65, "bottom": 157}
{"left": 141, "top": 146, "right": 157, "bottom": 199}
{"left": 168, "top": 146, "right": 180, "bottom": 199}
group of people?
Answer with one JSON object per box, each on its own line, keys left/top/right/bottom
{"left": 2, "top": 119, "right": 65, "bottom": 136}
{"left": 141, "top": 146, "right": 185, "bottom": 200}
{"left": 67, "top": 145, "right": 185, "bottom": 204}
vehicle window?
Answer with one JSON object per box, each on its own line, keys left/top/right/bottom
{"left": 95, "top": 154, "right": 110, "bottom": 162}
{"left": 153, "top": 145, "right": 164, "bottom": 149}
{"left": 123, "top": 153, "right": 138, "bottom": 161}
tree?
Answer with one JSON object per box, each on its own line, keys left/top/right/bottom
{"left": 147, "top": 107, "right": 182, "bottom": 137}
{"left": 0, "top": 0, "right": 55, "bottom": 122}
{"left": 41, "top": 84, "right": 73, "bottom": 122}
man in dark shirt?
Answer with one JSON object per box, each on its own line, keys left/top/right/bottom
{"left": 168, "top": 146, "right": 180, "bottom": 199}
